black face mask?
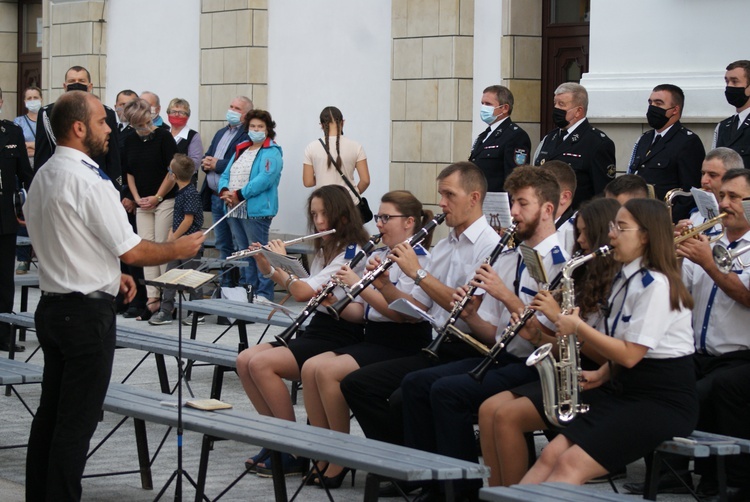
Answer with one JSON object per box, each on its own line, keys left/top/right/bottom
{"left": 725, "top": 86, "right": 750, "bottom": 109}
{"left": 646, "top": 104, "right": 672, "bottom": 130}
{"left": 552, "top": 107, "right": 569, "bottom": 129}
{"left": 65, "top": 83, "right": 89, "bottom": 92}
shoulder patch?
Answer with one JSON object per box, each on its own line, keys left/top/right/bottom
{"left": 607, "top": 164, "right": 616, "bottom": 178}
{"left": 641, "top": 269, "right": 654, "bottom": 288}
{"left": 413, "top": 243, "right": 428, "bottom": 256}
{"left": 551, "top": 246, "right": 566, "bottom": 265}
{"left": 345, "top": 244, "right": 357, "bottom": 259}
{"left": 514, "top": 148, "right": 528, "bottom": 166}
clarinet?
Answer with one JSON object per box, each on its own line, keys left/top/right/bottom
{"left": 422, "top": 223, "right": 518, "bottom": 359}
{"left": 326, "top": 213, "right": 447, "bottom": 320}
{"left": 468, "top": 250, "right": 583, "bottom": 382}
{"left": 274, "top": 233, "right": 382, "bottom": 347}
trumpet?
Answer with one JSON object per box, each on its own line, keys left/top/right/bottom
{"left": 227, "top": 230, "right": 337, "bottom": 260}
{"left": 326, "top": 214, "right": 446, "bottom": 320}
{"left": 274, "top": 233, "right": 382, "bottom": 347}
{"left": 713, "top": 242, "right": 750, "bottom": 273}
{"left": 674, "top": 213, "right": 726, "bottom": 245}
{"left": 423, "top": 223, "right": 517, "bottom": 360}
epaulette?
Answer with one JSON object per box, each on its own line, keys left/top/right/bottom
{"left": 413, "top": 243, "right": 428, "bottom": 256}
{"left": 551, "top": 246, "right": 566, "bottom": 265}
{"left": 641, "top": 269, "right": 654, "bottom": 288}
{"left": 344, "top": 244, "right": 357, "bottom": 259}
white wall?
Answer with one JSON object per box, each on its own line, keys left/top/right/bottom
{"left": 583, "top": 0, "right": 749, "bottom": 121}
{"left": 105, "top": 0, "right": 201, "bottom": 130}
{"left": 268, "top": 0, "right": 392, "bottom": 236}
{"left": 471, "top": 0, "right": 503, "bottom": 139}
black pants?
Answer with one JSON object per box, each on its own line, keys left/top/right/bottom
{"left": 26, "top": 295, "right": 116, "bottom": 502}
{"left": 340, "top": 341, "right": 479, "bottom": 446}
{"left": 0, "top": 233, "right": 16, "bottom": 344}
{"left": 712, "top": 362, "right": 750, "bottom": 487}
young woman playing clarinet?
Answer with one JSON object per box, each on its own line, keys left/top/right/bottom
{"left": 236, "top": 184, "right": 369, "bottom": 477}
{"left": 300, "top": 190, "right": 435, "bottom": 489}
{"left": 520, "top": 198, "right": 697, "bottom": 485}
{"left": 478, "top": 197, "right": 620, "bottom": 486}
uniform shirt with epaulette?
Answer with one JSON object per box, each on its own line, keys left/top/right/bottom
{"left": 534, "top": 118, "right": 616, "bottom": 209}
{"left": 712, "top": 108, "right": 750, "bottom": 169}
{"left": 628, "top": 121, "right": 704, "bottom": 221}
{"left": 469, "top": 117, "right": 531, "bottom": 192}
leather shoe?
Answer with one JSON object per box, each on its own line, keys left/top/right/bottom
{"left": 0, "top": 342, "right": 25, "bottom": 352}
{"left": 623, "top": 473, "right": 693, "bottom": 495}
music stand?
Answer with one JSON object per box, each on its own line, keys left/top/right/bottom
{"left": 143, "top": 269, "right": 215, "bottom": 501}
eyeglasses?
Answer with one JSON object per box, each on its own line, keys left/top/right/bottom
{"left": 374, "top": 214, "right": 408, "bottom": 224}
{"left": 609, "top": 221, "right": 642, "bottom": 236}
{"left": 168, "top": 110, "right": 188, "bottom": 117}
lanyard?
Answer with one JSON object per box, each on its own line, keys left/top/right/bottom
{"left": 604, "top": 267, "right": 644, "bottom": 338}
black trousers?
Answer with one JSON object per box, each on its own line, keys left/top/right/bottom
{"left": 0, "top": 233, "right": 16, "bottom": 344}
{"left": 711, "top": 362, "right": 750, "bottom": 487}
{"left": 340, "top": 341, "right": 479, "bottom": 446}
{"left": 26, "top": 295, "right": 116, "bottom": 502}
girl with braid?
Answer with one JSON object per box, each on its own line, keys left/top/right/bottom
{"left": 303, "top": 106, "right": 370, "bottom": 204}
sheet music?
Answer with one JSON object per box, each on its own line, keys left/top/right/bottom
{"left": 691, "top": 187, "right": 720, "bottom": 219}
{"left": 518, "top": 244, "right": 549, "bottom": 285}
{"left": 260, "top": 249, "right": 309, "bottom": 278}
{"left": 483, "top": 192, "right": 512, "bottom": 230}
{"left": 388, "top": 298, "right": 440, "bottom": 329}
{"left": 154, "top": 268, "right": 215, "bottom": 289}
{"left": 742, "top": 197, "right": 750, "bottom": 224}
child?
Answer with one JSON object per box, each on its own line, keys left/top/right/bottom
{"left": 149, "top": 154, "right": 205, "bottom": 325}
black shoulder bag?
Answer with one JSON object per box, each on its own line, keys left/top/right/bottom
{"left": 318, "top": 138, "right": 373, "bottom": 223}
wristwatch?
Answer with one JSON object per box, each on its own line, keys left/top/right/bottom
{"left": 414, "top": 269, "right": 428, "bottom": 286}
{"left": 156, "top": 195, "right": 164, "bottom": 203}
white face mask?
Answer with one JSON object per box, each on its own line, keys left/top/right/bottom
{"left": 26, "top": 99, "right": 42, "bottom": 113}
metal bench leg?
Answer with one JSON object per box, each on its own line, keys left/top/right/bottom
{"left": 270, "top": 450, "right": 289, "bottom": 502}
{"left": 134, "top": 418, "right": 153, "bottom": 490}
{"left": 716, "top": 455, "right": 728, "bottom": 502}
{"left": 210, "top": 366, "right": 226, "bottom": 400}
{"left": 154, "top": 354, "right": 171, "bottom": 394}
{"left": 444, "top": 480, "right": 455, "bottom": 502}
{"left": 644, "top": 450, "right": 664, "bottom": 500}
{"left": 291, "top": 380, "right": 300, "bottom": 405}
{"left": 364, "top": 473, "right": 382, "bottom": 502}
{"left": 195, "top": 435, "right": 212, "bottom": 502}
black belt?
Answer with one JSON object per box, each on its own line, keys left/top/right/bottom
{"left": 41, "top": 291, "right": 115, "bottom": 302}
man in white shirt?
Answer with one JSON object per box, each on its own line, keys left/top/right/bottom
{"left": 24, "top": 91, "right": 204, "bottom": 502}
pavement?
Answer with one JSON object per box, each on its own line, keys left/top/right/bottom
{"left": 2, "top": 267, "right": 698, "bottom": 501}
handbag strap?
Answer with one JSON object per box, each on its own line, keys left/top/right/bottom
{"left": 319, "top": 138, "right": 361, "bottom": 202}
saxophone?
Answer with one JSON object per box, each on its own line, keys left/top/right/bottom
{"left": 525, "top": 245, "right": 612, "bottom": 427}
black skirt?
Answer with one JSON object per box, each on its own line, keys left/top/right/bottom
{"left": 560, "top": 355, "right": 698, "bottom": 473}
{"left": 333, "top": 321, "right": 432, "bottom": 367}
{"left": 271, "top": 312, "right": 364, "bottom": 369}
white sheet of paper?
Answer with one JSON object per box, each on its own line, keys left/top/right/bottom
{"left": 252, "top": 297, "right": 300, "bottom": 319}
{"left": 388, "top": 298, "right": 440, "bottom": 329}
{"left": 260, "top": 249, "right": 309, "bottom": 278}
{"left": 483, "top": 192, "right": 512, "bottom": 229}
{"left": 691, "top": 187, "right": 721, "bottom": 219}
{"left": 742, "top": 198, "right": 750, "bottom": 224}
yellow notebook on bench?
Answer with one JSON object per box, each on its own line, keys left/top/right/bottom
{"left": 185, "top": 398, "right": 233, "bottom": 411}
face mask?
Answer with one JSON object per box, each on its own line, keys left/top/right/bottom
{"left": 168, "top": 115, "right": 188, "bottom": 128}
{"left": 552, "top": 107, "right": 569, "bottom": 129}
{"left": 646, "top": 104, "right": 672, "bottom": 130}
{"left": 248, "top": 130, "right": 266, "bottom": 143}
{"left": 226, "top": 110, "right": 242, "bottom": 126}
{"left": 26, "top": 100, "right": 42, "bottom": 113}
{"left": 480, "top": 105, "right": 498, "bottom": 125}
{"left": 150, "top": 107, "right": 158, "bottom": 120}
{"left": 66, "top": 82, "right": 88, "bottom": 92}
{"left": 725, "top": 86, "right": 750, "bottom": 109}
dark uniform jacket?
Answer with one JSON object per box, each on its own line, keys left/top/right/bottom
{"left": 0, "top": 121, "right": 34, "bottom": 235}
{"left": 34, "top": 102, "right": 122, "bottom": 191}
{"left": 469, "top": 119, "right": 531, "bottom": 192}
{"left": 629, "top": 121, "right": 705, "bottom": 222}
{"left": 534, "top": 119, "right": 616, "bottom": 209}
{"left": 715, "top": 114, "right": 750, "bottom": 169}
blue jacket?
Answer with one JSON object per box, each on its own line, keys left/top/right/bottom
{"left": 218, "top": 138, "right": 283, "bottom": 218}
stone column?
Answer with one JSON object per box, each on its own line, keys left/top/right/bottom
{"left": 0, "top": 0, "right": 19, "bottom": 113}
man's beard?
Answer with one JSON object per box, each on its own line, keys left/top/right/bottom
{"left": 515, "top": 210, "right": 541, "bottom": 242}
{"left": 83, "top": 128, "right": 108, "bottom": 158}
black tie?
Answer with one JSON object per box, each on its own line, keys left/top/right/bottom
{"left": 730, "top": 114, "right": 741, "bottom": 140}
{"left": 651, "top": 133, "right": 661, "bottom": 147}
{"left": 556, "top": 129, "right": 568, "bottom": 147}
{"left": 480, "top": 126, "right": 492, "bottom": 142}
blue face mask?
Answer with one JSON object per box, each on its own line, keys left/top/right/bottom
{"left": 248, "top": 130, "right": 266, "bottom": 143}
{"left": 226, "top": 110, "right": 242, "bottom": 126}
{"left": 480, "top": 104, "right": 498, "bottom": 125}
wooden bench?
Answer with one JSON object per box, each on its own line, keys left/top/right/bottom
{"left": 0, "top": 358, "right": 44, "bottom": 448}
{"left": 645, "top": 431, "right": 750, "bottom": 501}
{"left": 480, "top": 482, "right": 635, "bottom": 501}
{"left": 103, "top": 382, "right": 489, "bottom": 502}
{"left": 0, "top": 312, "right": 238, "bottom": 399}
{"left": 12, "top": 274, "right": 39, "bottom": 342}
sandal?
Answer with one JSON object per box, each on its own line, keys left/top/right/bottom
{"left": 244, "top": 448, "right": 271, "bottom": 473}
{"left": 136, "top": 300, "right": 160, "bottom": 321}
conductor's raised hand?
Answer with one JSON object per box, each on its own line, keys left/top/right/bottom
{"left": 173, "top": 232, "right": 205, "bottom": 260}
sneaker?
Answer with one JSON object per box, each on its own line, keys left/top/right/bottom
{"left": 181, "top": 315, "right": 205, "bottom": 326}
{"left": 148, "top": 311, "right": 173, "bottom": 325}
{"left": 16, "top": 262, "right": 29, "bottom": 275}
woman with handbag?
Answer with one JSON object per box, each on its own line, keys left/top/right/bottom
{"left": 302, "top": 106, "right": 372, "bottom": 222}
